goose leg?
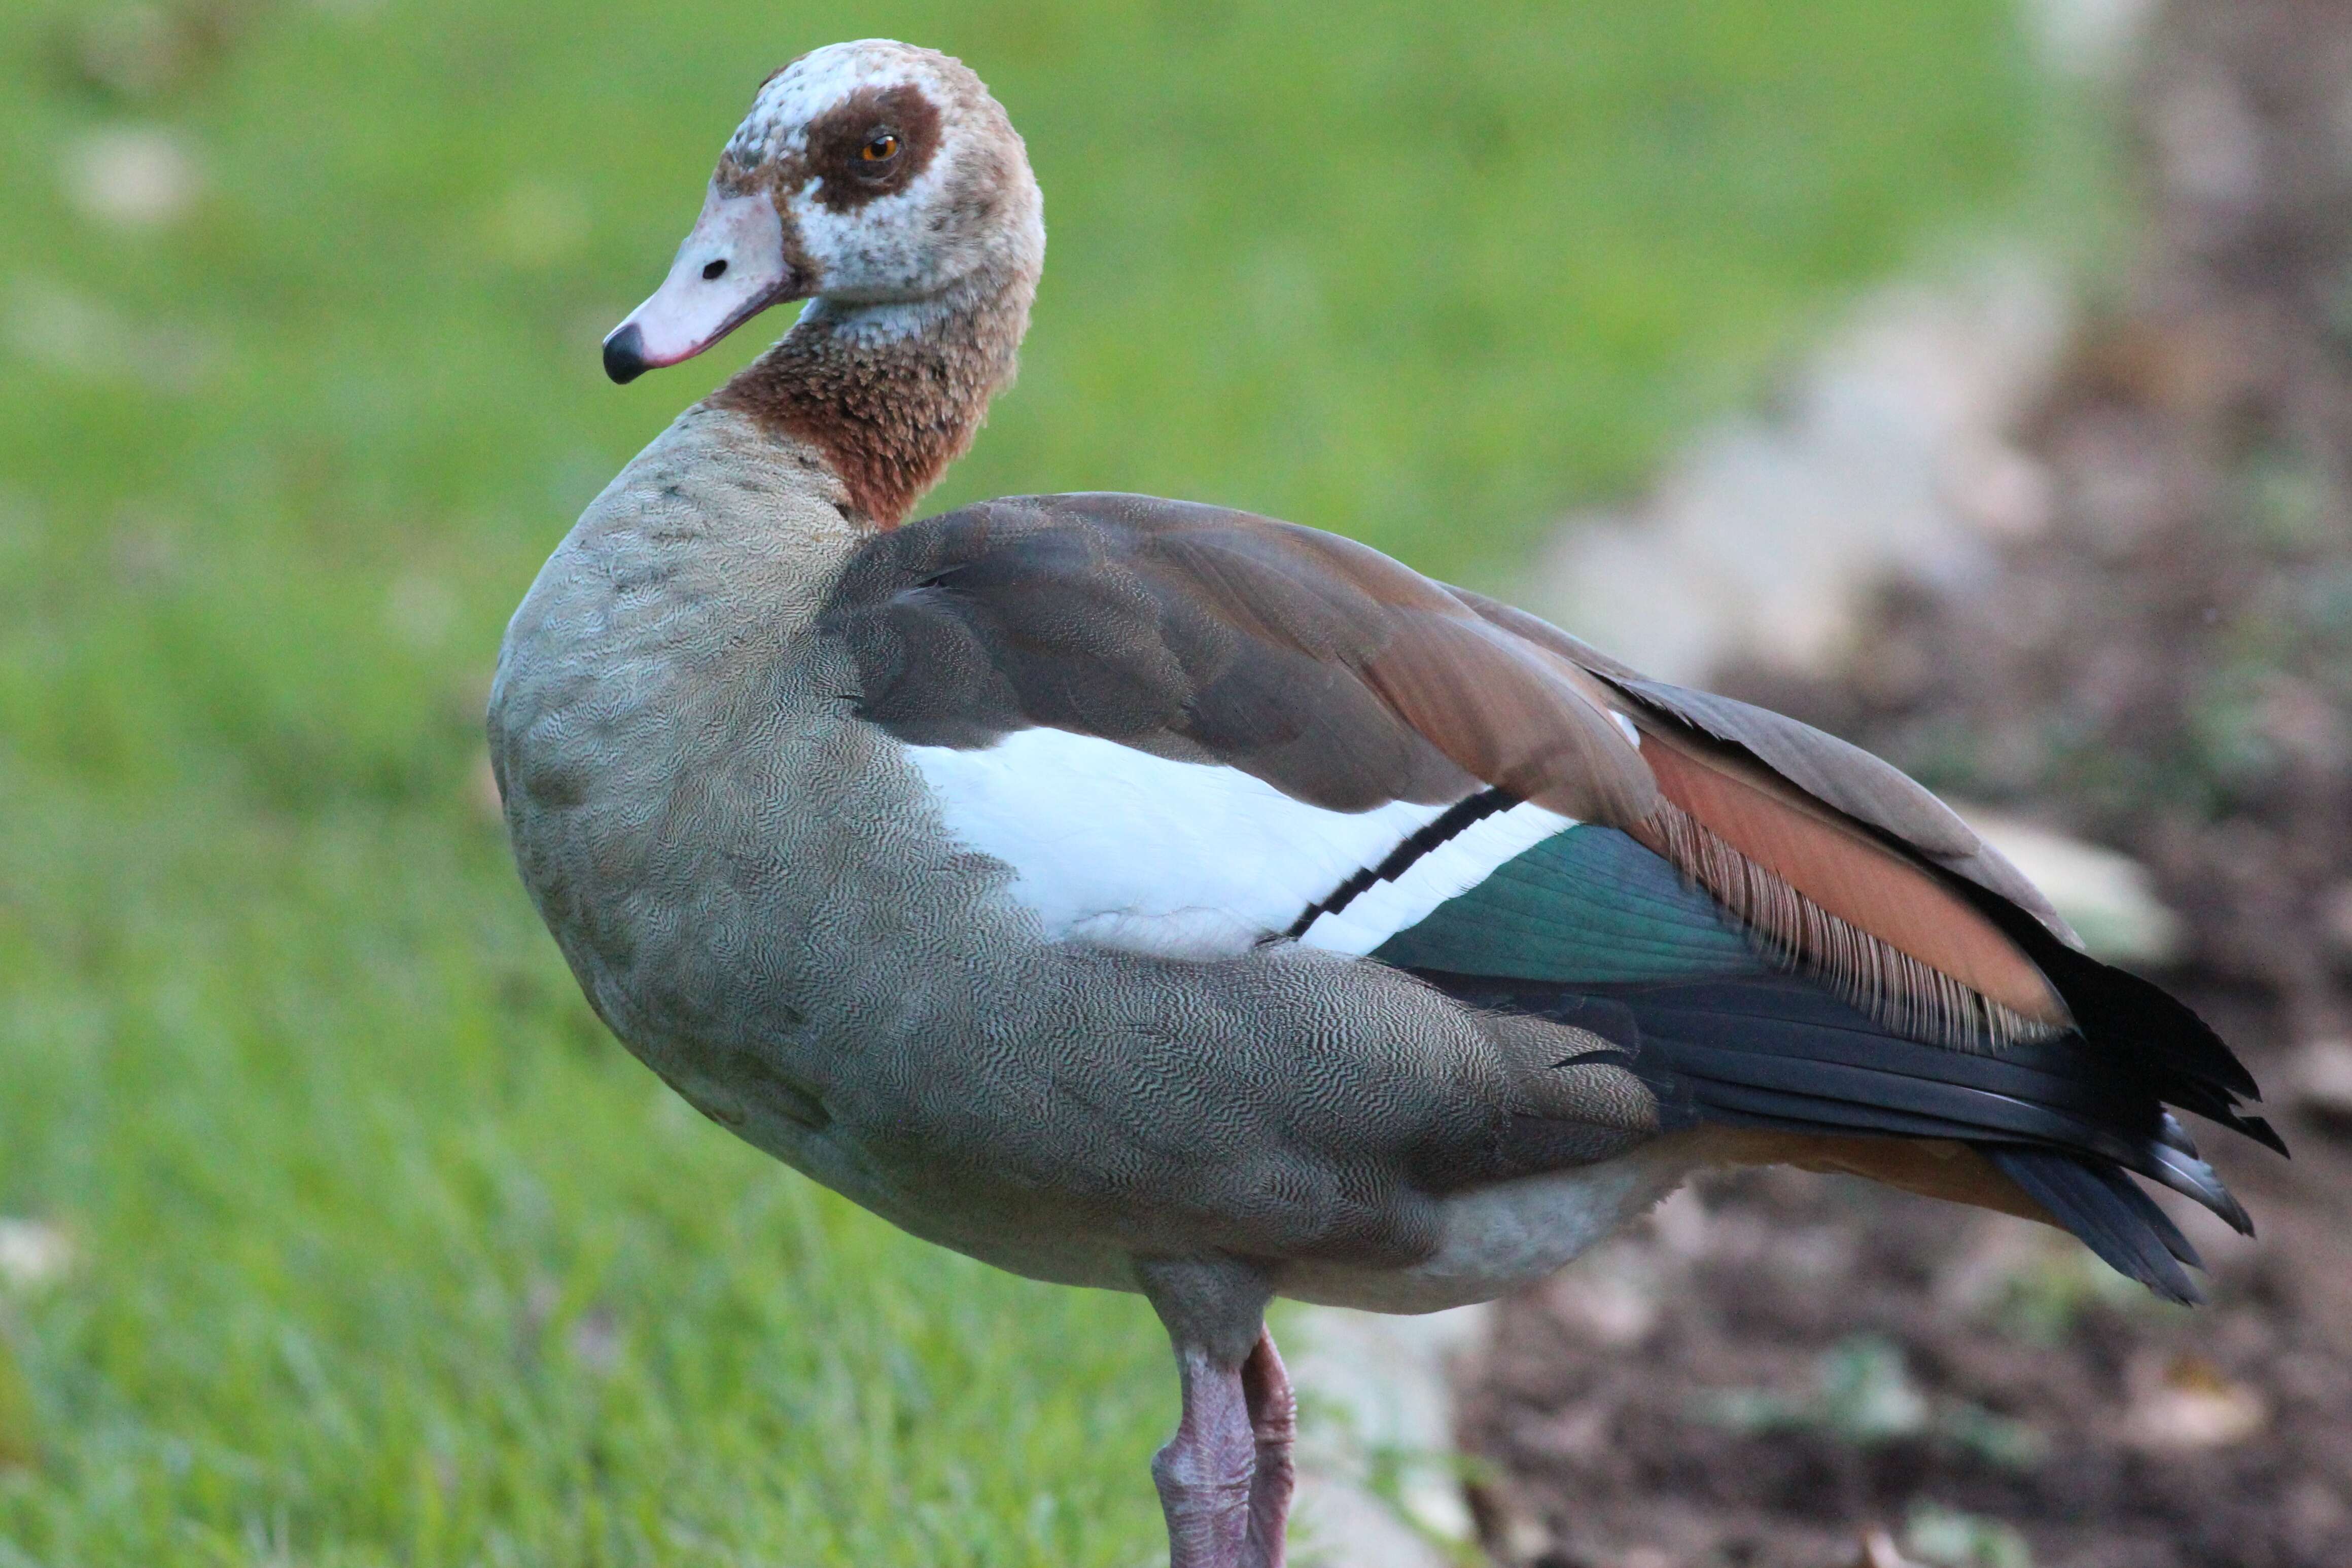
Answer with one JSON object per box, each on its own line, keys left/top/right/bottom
{"left": 1240, "top": 1328, "right": 1296, "bottom": 1567}
{"left": 1156, "top": 1341, "right": 1257, "bottom": 1567}
{"left": 1136, "top": 1258, "right": 1283, "bottom": 1568}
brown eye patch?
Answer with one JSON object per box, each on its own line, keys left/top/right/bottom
{"left": 803, "top": 84, "right": 941, "bottom": 212}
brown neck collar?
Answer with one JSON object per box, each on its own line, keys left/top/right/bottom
{"left": 706, "top": 266, "right": 1033, "bottom": 528}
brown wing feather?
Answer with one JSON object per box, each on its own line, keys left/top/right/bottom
{"left": 828, "top": 494, "right": 1659, "bottom": 819}
{"left": 1626, "top": 720, "right": 2070, "bottom": 1046}
{"left": 1353, "top": 614, "right": 1653, "bottom": 820}
{"left": 1142, "top": 518, "right": 1660, "bottom": 821}
{"left": 1448, "top": 585, "right": 2076, "bottom": 940}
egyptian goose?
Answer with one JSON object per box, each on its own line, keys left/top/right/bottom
{"left": 489, "top": 40, "right": 2279, "bottom": 1568}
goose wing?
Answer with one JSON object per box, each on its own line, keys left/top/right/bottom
{"left": 824, "top": 491, "right": 2064, "bottom": 1044}
{"left": 819, "top": 491, "right": 2277, "bottom": 1301}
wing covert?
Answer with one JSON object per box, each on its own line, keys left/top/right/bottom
{"left": 823, "top": 493, "right": 1656, "bottom": 820}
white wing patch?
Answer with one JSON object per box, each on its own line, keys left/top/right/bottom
{"left": 903, "top": 727, "right": 1573, "bottom": 960}
{"left": 1296, "top": 801, "right": 1573, "bottom": 955}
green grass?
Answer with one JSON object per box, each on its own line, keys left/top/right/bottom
{"left": 0, "top": 0, "right": 2069, "bottom": 1562}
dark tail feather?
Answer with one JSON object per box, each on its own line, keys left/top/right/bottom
{"left": 1410, "top": 970, "right": 2264, "bottom": 1303}
{"left": 1968, "top": 890, "right": 2288, "bottom": 1158}
{"left": 1984, "top": 1145, "right": 2204, "bottom": 1305}
{"left": 2146, "top": 1131, "right": 2254, "bottom": 1237}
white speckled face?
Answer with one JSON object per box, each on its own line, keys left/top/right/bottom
{"left": 621, "top": 41, "right": 1035, "bottom": 354}
{"left": 607, "top": 41, "right": 1042, "bottom": 376}
{"left": 607, "top": 39, "right": 1043, "bottom": 378}
{"left": 724, "top": 42, "right": 911, "bottom": 170}
{"left": 726, "top": 41, "right": 1040, "bottom": 306}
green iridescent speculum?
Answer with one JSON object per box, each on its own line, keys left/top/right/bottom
{"left": 1375, "top": 823, "right": 1760, "bottom": 983}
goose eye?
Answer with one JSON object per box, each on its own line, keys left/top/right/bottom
{"left": 861, "top": 132, "right": 900, "bottom": 163}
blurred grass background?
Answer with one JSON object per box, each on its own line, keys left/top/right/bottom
{"left": 0, "top": 0, "right": 2083, "bottom": 1562}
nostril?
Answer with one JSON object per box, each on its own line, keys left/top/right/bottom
{"left": 701, "top": 259, "right": 728, "bottom": 281}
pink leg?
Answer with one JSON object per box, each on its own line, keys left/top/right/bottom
{"left": 1153, "top": 1344, "right": 1255, "bottom": 1568}
{"left": 1136, "top": 1258, "right": 1288, "bottom": 1568}
{"left": 1241, "top": 1329, "right": 1296, "bottom": 1568}
{"left": 1150, "top": 1328, "right": 1297, "bottom": 1568}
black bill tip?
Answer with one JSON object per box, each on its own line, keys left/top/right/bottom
{"left": 602, "top": 323, "right": 648, "bottom": 385}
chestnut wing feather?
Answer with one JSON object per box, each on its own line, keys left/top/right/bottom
{"left": 1450, "top": 586, "right": 2073, "bottom": 938}
{"left": 826, "top": 492, "right": 1654, "bottom": 819}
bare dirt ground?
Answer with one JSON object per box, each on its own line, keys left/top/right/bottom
{"left": 1458, "top": 4, "right": 2352, "bottom": 1563}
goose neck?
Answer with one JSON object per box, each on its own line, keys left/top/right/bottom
{"left": 707, "top": 262, "right": 1033, "bottom": 528}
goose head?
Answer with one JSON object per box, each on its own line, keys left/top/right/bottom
{"left": 603, "top": 40, "right": 1044, "bottom": 383}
